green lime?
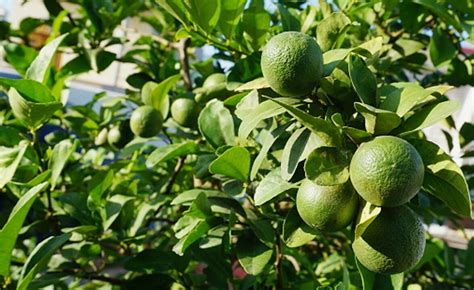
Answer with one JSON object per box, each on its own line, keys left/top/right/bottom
{"left": 296, "top": 179, "right": 359, "bottom": 232}
{"left": 171, "top": 98, "right": 199, "bottom": 128}
{"left": 129, "top": 105, "right": 163, "bottom": 138}
{"left": 261, "top": 31, "right": 323, "bottom": 97}
{"left": 353, "top": 205, "right": 425, "bottom": 274}
{"left": 195, "top": 73, "right": 232, "bottom": 103}
{"left": 350, "top": 136, "right": 424, "bottom": 207}
{"left": 108, "top": 121, "right": 133, "bottom": 149}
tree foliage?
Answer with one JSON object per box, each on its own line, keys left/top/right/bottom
{"left": 0, "top": 0, "right": 473, "bottom": 289}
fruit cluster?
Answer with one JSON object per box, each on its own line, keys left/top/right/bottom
{"left": 261, "top": 32, "right": 426, "bottom": 275}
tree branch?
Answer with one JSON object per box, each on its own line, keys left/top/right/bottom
{"left": 177, "top": 38, "right": 192, "bottom": 91}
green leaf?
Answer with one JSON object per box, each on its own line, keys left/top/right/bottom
{"left": 356, "top": 258, "right": 404, "bottom": 290}
{"left": 466, "top": 238, "right": 474, "bottom": 275}
{"left": 141, "top": 75, "right": 180, "bottom": 118}
{"left": 0, "top": 182, "right": 48, "bottom": 276}
{"left": 209, "top": 147, "right": 250, "bottom": 181}
{"left": 305, "top": 147, "right": 350, "bottom": 186}
{"left": 355, "top": 202, "right": 381, "bottom": 239}
{"left": 48, "top": 139, "right": 77, "bottom": 190}
{"left": 316, "top": 12, "right": 351, "bottom": 52}
{"left": 242, "top": 0, "right": 271, "bottom": 50}
{"left": 0, "top": 141, "right": 28, "bottom": 189}
{"left": 236, "top": 233, "right": 273, "bottom": 275}
{"left": 87, "top": 170, "right": 115, "bottom": 208}
{"left": 146, "top": 141, "right": 202, "bottom": 168}
{"left": 172, "top": 189, "right": 246, "bottom": 217}
{"left": 104, "top": 195, "right": 134, "bottom": 231}
{"left": 218, "top": 0, "right": 246, "bottom": 39}
{"left": 410, "top": 139, "right": 471, "bottom": 217}
{"left": 155, "top": 0, "right": 189, "bottom": 27}
{"left": 183, "top": 0, "right": 221, "bottom": 33}
{"left": 0, "top": 79, "right": 62, "bottom": 129}
{"left": 281, "top": 128, "right": 323, "bottom": 181}
{"left": 323, "top": 48, "right": 351, "bottom": 76}
{"left": 250, "top": 123, "right": 290, "bottom": 180}
{"left": 411, "top": 238, "right": 444, "bottom": 271}
{"left": 277, "top": 4, "right": 300, "bottom": 32}
{"left": 173, "top": 218, "right": 214, "bottom": 256}
{"left": 238, "top": 96, "right": 298, "bottom": 140}
{"left": 198, "top": 100, "right": 235, "bottom": 148}
{"left": 270, "top": 98, "right": 342, "bottom": 147}
{"left": 25, "top": 34, "right": 68, "bottom": 84}
{"left": 17, "top": 233, "right": 71, "bottom": 290}
{"left": 254, "top": 168, "right": 296, "bottom": 206}
{"left": 412, "top": 0, "right": 463, "bottom": 32}
{"left": 378, "top": 83, "right": 433, "bottom": 117}
{"left": 429, "top": 28, "right": 457, "bottom": 67}
{"left": 396, "top": 100, "right": 460, "bottom": 136}
{"left": 348, "top": 54, "right": 376, "bottom": 105}
{"left": 354, "top": 102, "right": 402, "bottom": 135}
{"left": 282, "top": 207, "right": 318, "bottom": 248}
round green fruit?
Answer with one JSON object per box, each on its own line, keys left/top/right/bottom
{"left": 107, "top": 122, "right": 133, "bottom": 149}
{"left": 129, "top": 105, "right": 163, "bottom": 138}
{"left": 171, "top": 98, "right": 199, "bottom": 128}
{"left": 203, "top": 73, "right": 226, "bottom": 88}
{"left": 195, "top": 73, "right": 231, "bottom": 103}
{"left": 261, "top": 31, "right": 323, "bottom": 97}
{"left": 350, "top": 136, "right": 424, "bottom": 207}
{"left": 353, "top": 205, "right": 425, "bottom": 275}
{"left": 296, "top": 179, "right": 359, "bottom": 232}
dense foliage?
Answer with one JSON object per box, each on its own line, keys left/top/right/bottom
{"left": 0, "top": 0, "right": 473, "bottom": 289}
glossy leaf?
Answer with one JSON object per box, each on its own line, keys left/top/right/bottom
{"left": 48, "top": 139, "right": 77, "bottom": 190}
{"left": 281, "top": 128, "right": 323, "bottom": 181}
{"left": 254, "top": 168, "right": 296, "bottom": 206}
{"left": 396, "top": 100, "right": 460, "bottom": 136}
{"left": 236, "top": 233, "right": 273, "bottom": 275}
{"left": 354, "top": 102, "right": 402, "bottom": 135}
{"left": 198, "top": 100, "right": 235, "bottom": 148}
{"left": 0, "top": 182, "right": 49, "bottom": 276}
{"left": 349, "top": 54, "right": 376, "bottom": 105}
{"left": 141, "top": 74, "right": 180, "bottom": 118}
{"left": 25, "top": 34, "right": 68, "bottom": 84}
{"left": 209, "top": 147, "right": 250, "bottom": 182}
{"left": 282, "top": 207, "right": 317, "bottom": 248}
{"left": 378, "top": 82, "right": 433, "bottom": 117}
{"left": 183, "top": 0, "right": 221, "bottom": 33}
{"left": 218, "top": 0, "right": 246, "bottom": 39}
{"left": 316, "top": 12, "right": 351, "bottom": 52}
{"left": 146, "top": 141, "right": 202, "bottom": 168}
{"left": 0, "top": 141, "right": 28, "bottom": 189}
{"left": 270, "top": 99, "right": 342, "bottom": 147}
{"left": 429, "top": 28, "right": 457, "bottom": 67}
{"left": 17, "top": 233, "right": 71, "bottom": 290}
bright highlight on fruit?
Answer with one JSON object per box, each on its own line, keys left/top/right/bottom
{"left": 349, "top": 136, "right": 424, "bottom": 207}
{"left": 130, "top": 105, "right": 163, "bottom": 138}
{"left": 261, "top": 31, "right": 323, "bottom": 97}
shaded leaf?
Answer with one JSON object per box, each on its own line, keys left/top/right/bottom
{"left": 0, "top": 141, "right": 28, "bottom": 189}
{"left": 236, "top": 233, "right": 273, "bottom": 275}
{"left": 282, "top": 207, "right": 317, "bottom": 248}
{"left": 349, "top": 54, "right": 376, "bottom": 105}
{"left": 304, "top": 147, "right": 350, "bottom": 186}
{"left": 316, "top": 12, "right": 351, "bottom": 52}
{"left": 410, "top": 139, "right": 471, "bottom": 217}
{"left": 48, "top": 139, "right": 77, "bottom": 190}
{"left": 146, "top": 142, "right": 202, "bottom": 168}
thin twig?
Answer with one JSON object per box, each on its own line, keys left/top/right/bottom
{"left": 164, "top": 156, "right": 186, "bottom": 195}
{"left": 274, "top": 234, "right": 284, "bottom": 290}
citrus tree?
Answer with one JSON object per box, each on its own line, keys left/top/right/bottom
{"left": 0, "top": 0, "right": 473, "bottom": 289}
